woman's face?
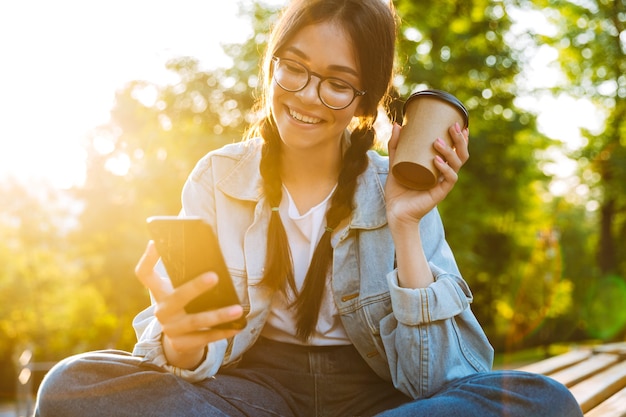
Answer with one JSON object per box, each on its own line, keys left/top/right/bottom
{"left": 270, "top": 21, "right": 363, "bottom": 154}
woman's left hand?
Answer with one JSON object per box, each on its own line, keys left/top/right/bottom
{"left": 385, "top": 122, "right": 469, "bottom": 229}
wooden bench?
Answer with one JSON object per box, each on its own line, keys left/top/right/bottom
{"left": 517, "top": 342, "right": 626, "bottom": 416}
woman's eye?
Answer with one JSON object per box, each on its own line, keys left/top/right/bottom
{"left": 328, "top": 80, "right": 351, "bottom": 92}
{"left": 285, "top": 63, "right": 306, "bottom": 74}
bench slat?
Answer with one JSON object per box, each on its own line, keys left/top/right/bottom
{"left": 584, "top": 385, "right": 626, "bottom": 417}
{"left": 549, "top": 353, "right": 621, "bottom": 387}
{"left": 592, "top": 342, "right": 626, "bottom": 356}
{"left": 516, "top": 344, "right": 626, "bottom": 414}
{"left": 517, "top": 349, "right": 592, "bottom": 375}
{"left": 569, "top": 360, "right": 626, "bottom": 413}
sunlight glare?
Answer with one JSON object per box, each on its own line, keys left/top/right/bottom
{"left": 0, "top": 0, "right": 250, "bottom": 189}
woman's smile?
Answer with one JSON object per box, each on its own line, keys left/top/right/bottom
{"left": 288, "top": 106, "right": 323, "bottom": 125}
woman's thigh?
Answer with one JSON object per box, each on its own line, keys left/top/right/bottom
{"left": 375, "top": 370, "right": 583, "bottom": 417}
{"left": 34, "top": 349, "right": 294, "bottom": 417}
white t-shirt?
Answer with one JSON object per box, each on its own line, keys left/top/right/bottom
{"left": 260, "top": 185, "right": 351, "bottom": 345}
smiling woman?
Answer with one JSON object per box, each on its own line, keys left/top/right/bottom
{"left": 0, "top": 0, "right": 254, "bottom": 189}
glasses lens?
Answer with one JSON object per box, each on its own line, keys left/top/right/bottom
{"left": 319, "top": 79, "right": 354, "bottom": 109}
{"left": 273, "top": 58, "right": 358, "bottom": 110}
{"left": 274, "top": 59, "right": 308, "bottom": 91}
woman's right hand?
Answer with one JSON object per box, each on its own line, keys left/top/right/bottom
{"left": 135, "top": 241, "right": 244, "bottom": 370}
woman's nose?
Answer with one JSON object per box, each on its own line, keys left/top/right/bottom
{"left": 294, "top": 76, "right": 322, "bottom": 105}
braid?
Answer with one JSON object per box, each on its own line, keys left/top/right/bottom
{"left": 259, "top": 118, "right": 295, "bottom": 293}
{"left": 294, "top": 125, "right": 375, "bottom": 341}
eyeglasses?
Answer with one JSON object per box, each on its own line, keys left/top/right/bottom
{"left": 271, "top": 56, "right": 366, "bottom": 110}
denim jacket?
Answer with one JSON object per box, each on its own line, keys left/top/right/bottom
{"left": 133, "top": 137, "right": 493, "bottom": 399}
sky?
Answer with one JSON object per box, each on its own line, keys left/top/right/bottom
{"left": 0, "top": 1, "right": 605, "bottom": 191}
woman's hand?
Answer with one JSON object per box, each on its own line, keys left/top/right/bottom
{"left": 385, "top": 122, "right": 469, "bottom": 230}
{"left": 385, "top": 122, "right": 469, "bottom": 288}
{"left": 135, "top": 241, "right": 244, "bottom": 370}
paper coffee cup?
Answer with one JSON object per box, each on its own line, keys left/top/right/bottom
{"left": 391, "top": 89, "right": 469, "bottom": 190}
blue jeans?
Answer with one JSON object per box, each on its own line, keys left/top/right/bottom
{"left": 35, "top": 338, "right": 582, "bottom": 417}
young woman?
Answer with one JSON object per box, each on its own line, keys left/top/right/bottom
{"left": 35, "top": 0, "right": 582, "bottom": 416}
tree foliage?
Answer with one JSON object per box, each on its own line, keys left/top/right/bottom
{"left": 0, "top": 181, "right": 122, "bottom": 398}
{"left": 517, "top": 0, "right": 626, "bottom": 338}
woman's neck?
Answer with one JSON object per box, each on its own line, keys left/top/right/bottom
{"left": 280, "top": 143, "right": 342, "bottom": 214}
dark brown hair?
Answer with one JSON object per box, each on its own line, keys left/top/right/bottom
{"left": 248, "top": 0, "right": 397, "bottom": 341}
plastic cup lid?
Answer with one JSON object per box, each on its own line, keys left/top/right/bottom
{"left": 403, "top": 89, "right": 469, "bottom": 128}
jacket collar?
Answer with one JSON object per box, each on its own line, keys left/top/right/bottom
{"left": 350, "top": 151, "right": 388, "bottom": 230}
{"left": 216, "top": 139, "right": 265, "bottom": 202}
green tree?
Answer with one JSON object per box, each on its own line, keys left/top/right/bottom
{"left": 520, "top": 0, "right": 626, "bottom": 339}
{"left": 0, "top": 180, "right": 119, "bottom": 397}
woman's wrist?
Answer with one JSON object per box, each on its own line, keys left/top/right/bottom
{"left": 387, "top": 212, "right": 421, "bottom": 242}
{"left": 389, "top": 218, "right": 434, "bottom": 289}
{"left": 162, "top": 334, "right": 208, "bottom": 370}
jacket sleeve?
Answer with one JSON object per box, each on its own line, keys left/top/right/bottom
{"left": 379, "top": 208, "right": 494, "bottom": 399}
{"left": 131, "top": 153, "right": 228, "bottom": 382}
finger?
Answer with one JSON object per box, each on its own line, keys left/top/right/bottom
{"left": 155, "top": 272, "right": 219, "bottom": 319}
{"left": 449, "top": 123, "right": 470, "bottom": 163}
{"left": 433, "top": 138, "right": 462, "bottom": 173}
{"left": 135, "top": 241, "right": 172, "bottom": 301}
{"left": 164, "top": 327, "right": 242, "bottom": 355}
{"left": 433, "top": 155, "right": 459, "bottom": 194}
{"left": 135, "top": 240, "right": 159, "bottom": 280}
{"left": 386, "top": 123, "right": 402, "bottom": 164}
{"left": 161, "top": 304, "right": 244, "bottom": 337}
{"left": 434, "top": 125, "right": 469, "bottom": 173}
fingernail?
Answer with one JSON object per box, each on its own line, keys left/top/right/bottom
{"left": 436, "top": 138, "right": 446, "bottom": 147}
{"left": 455, "top": 122, "right": 461, "bottom": 133}
{"left": 202, "top": 273, "right": 217, "bottom": 284}
{"left": 435, "top": 155, "right": 444, "bottom": 163}
{"left": 228, "top": 305, "right": 243, "bottom": 316}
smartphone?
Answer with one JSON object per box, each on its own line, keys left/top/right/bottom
{"left": 146, "top": 215, "right": 246, "bottom": 330}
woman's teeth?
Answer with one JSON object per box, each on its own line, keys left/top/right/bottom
{"left": 290, "top": 109, "right": 321, "bottom": 124}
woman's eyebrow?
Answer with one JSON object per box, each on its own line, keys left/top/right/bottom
{"left": 282, "top": 46, "right": 360, "bottom": 77}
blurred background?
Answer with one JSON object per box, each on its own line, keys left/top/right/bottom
{"left": 1, "top": 0, "right": 625, "bottom": 406}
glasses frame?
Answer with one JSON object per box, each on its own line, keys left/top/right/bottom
{"left": 271, "top": 56, "right": 366, "bottom": 110}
